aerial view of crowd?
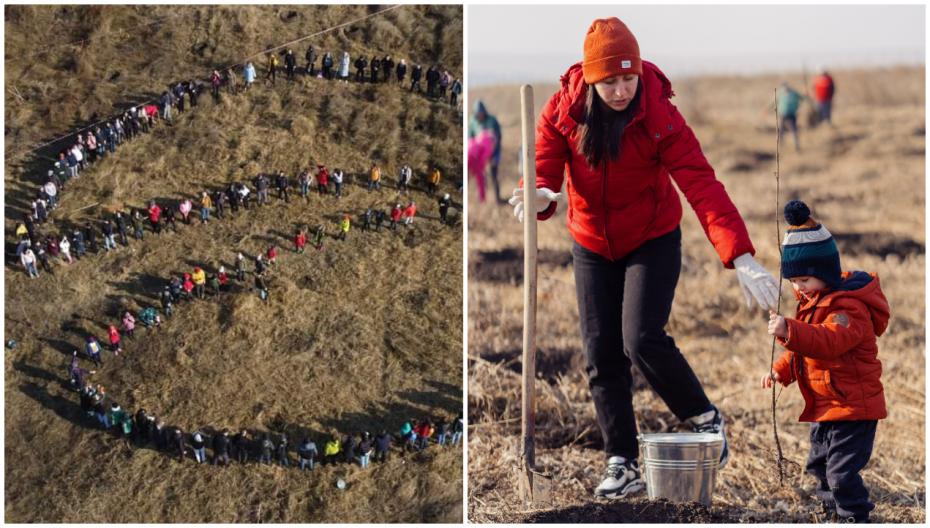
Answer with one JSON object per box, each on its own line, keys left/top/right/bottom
{"left": 12, "top": 40, "right": 460, "bottom": 280}
{"left": 10, "top": 31, "right": 464, "bottom": 476}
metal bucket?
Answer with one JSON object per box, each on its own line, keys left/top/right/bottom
{"left": 639, "top": 432, "right": 723, "bottom": 507}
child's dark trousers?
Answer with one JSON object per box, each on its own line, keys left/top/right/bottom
{"left": 807, "top": 420, "right": 877, "bottom": 522}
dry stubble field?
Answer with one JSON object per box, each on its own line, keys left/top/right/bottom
{"left": 468, "top": 67, "right": 925, "bottom": 522}
{"left": 5, "top": 4, "right": 463, "bottom": 523}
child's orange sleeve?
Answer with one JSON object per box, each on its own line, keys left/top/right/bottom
{"left": 772, "top": 350, "right": 794, "bottom": 385}
{"left": 780, "top": 300, "right": 870, "bottom": 360}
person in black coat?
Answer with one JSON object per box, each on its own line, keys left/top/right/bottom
{"left": 276, "top": 434, "right": 290, "bottom": 467}
{"left": 381, "top": 56, "right": 394, "bottom": 82}
{"left": 425, "top": 66, "right": 439, "bottom": 98}
{"left": 172, "top": 427, "right": 186, "bottom": 461}
{"left": 79, "top": 385, "right": 95, "bottom": 416}
{"left": 101, "top": 218, "right": 116, "bottom": 251}
{"left": 321, "top": 52, "right": 334, "bottom": 79}
{"left": 233, "top": 430, "right": 250, "bottom": 463}
{"left": 213, "top": 190, "right": 226, "bottom": 219}
{"left": 410, "top": 64, "right": 422, "bottom": 92}
{"left": 115, "top": 212, "right": 129, "bottom": 246}
{"left": 369, "top": 57, "right": 381, "bottom": 83}
{"left": 276, "top": 172, "right": 289, "bottom": 203}
{"left": 213, "top": 429, "right": 231, "bottom": 466}
{"left": 152, "top": 420, "right": 167, "bottom": 449}
{"left": 284, "top": 49, "right": 297, "bottom": 80}
{"left": 375, "top": 430, "right": 393, "bottom": 463}
{"left": 134, "top": 409, "right": 149, "bottom": 444}
{"left": 84, "top": 222, "right": 98, "bottom": 254}
{"left": 355, "top": 55, "right": 367, "bottom": 82}
{"left": 438, "top": 193, "right": 452, "bottom": 225}
{"left": 305, "top": 46, "right": 317, "bottom": 75}
{"left": 343, "top": 434, "right": 357, "bottom": 464}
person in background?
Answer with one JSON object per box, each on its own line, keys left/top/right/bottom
{"left": 811, "top": 68, "right": 836, "bottom": 126}
{"left": 469, "top": 101, "right": 504, "bottom": 204}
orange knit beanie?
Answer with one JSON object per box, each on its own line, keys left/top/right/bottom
{"left": 582, "top": 17, "right": 642, "bottom": 84}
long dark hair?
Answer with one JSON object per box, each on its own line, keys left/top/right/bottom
{"left": 577, "top": 81, "right": 641, "bottom": 167}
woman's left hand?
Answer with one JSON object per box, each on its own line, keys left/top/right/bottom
{"left": 733, "top": 253, "right": 779, "bottom": 311}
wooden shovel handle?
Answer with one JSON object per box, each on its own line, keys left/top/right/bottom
{"left": 521, "top": 84, "right": 537, "bottom": 471}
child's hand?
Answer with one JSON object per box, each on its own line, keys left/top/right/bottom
{"left": 768, "top": 311, "right": 788, "bottom": 338}
{"left": 760, "top": 371, "right": 781, "bottom": 388}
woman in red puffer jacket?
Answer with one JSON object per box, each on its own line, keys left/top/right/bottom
{"left": 509, "top": 17, "right": 780, "bottom": 500}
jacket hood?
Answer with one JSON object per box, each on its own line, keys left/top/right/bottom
{"left": 556, "top": 60, "right": 675, "bottom": 125}
{"left": 800, "top": 271, "right": 890, "bottom": 337}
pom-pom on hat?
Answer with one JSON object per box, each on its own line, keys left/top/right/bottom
{"left": 582, "top": 17, "right": 642, "bottom": 84}
{"left": 781, "top": 200, "right": 841, "bottom": 289}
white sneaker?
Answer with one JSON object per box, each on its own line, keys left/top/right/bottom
{"left": 594, "top": 456, "right": 644, "bottom": 499}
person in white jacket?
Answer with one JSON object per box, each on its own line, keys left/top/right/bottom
{"left": 59, "top": 235, "right": 73, "bottom": 264}
{"left": 331, "top": 168, "right": 344, "bottom": 198}
{"left": 338, "top": 52, "right": 350, "bottom": 83}
{"left": 21, "top": 248, "right": 38, "bottom": 277}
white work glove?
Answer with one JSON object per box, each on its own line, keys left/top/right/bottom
{"left": 733, "top": 253, "right": 779, "bottom": 311}
{"left": 508, "top": 187, "right": 564, "bottom": 223}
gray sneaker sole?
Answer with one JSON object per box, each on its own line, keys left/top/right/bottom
{"left": 595, "top": 481, "right": 645, "bottom": 500}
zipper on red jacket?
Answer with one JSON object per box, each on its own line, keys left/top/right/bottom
{"left": 601, "top": 161, "right": 613, "bottom": 259}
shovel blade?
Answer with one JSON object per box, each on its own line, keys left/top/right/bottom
{"left": 516, "top": 465, "right": 552, "bottom": 506}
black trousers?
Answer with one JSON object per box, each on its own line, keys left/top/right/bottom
{"left": 572, "top": 227, "right": 711, "bottom": 460}
{"left": 807, "top": 420, "right": 877, "bottom": 521}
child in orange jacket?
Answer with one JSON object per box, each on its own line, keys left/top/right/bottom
{"left": 763, "top": 200, "right": 889, "bottom": 523}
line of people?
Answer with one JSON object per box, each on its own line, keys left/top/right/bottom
{"left": 257, "top": 47, "right": 461, "bottom": 107}
{"left": 72, "top": 370, "right": 462, "bottom": 469}
{"left": 13, "top": 161, "right": 458, "bottom": 278}
{"left": 21, "top": 36, "right": 461, "bottom": 240}
{"left": 63, "top": 238, "right": 464, "bottom": 470}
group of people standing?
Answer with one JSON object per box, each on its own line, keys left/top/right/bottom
{"left": 14, "top": 158, "right": 457, "bottom": 279}
{"left": 72, "top": 362, "right": 462, "bottom": 469}
{"left": 63, "top": 225, "right": 464, "bottom": 469}
{"left": 234, "top": 45, "right": 461, "bottom": 107}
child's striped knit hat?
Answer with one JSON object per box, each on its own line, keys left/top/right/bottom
{"left": 781, "top": 200, "right": 841, "bottom": 288}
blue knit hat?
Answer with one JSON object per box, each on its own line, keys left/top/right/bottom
{"left": 781, "top": 200, "right": 841, "bottom": 289}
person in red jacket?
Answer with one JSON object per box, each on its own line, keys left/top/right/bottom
{"left": 811, "top": 68, "right": 835, "bottom": 126}
{"left": 389, "top": 203, "right": 402, "bottom": 231}
{"left": 148, "top": 201, "right": 162, "bottom": 234}
{"left": 267, "top": 245, "right": 278, "bottom": 266}
{"left": 294, "top": 228, "right": 307, "bottom": 253}
{"left": 317, "top": 165, "right": 329, "bottom": 195}
{"left": 182, "top": 272, "right": 195, "bottom": 301}
{"left": 508, "top": 17, "right": 780, "bottom": 500}
{"left": 403, "top": 201, "right": 417, "bottom": 227}
{"left": 107, "top": 325, "right": 122, "bottom": 356}
{"left": 764, "top": 200, "right": 888, "bottom": 523}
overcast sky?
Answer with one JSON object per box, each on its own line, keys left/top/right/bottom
{"left": 469, "top": 4, "right": 925, "bottom": 85}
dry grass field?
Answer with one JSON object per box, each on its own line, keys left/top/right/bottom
{"left": 468, "top": 67, "right": 924, "bottom": 522}
{"left": 5, "top": 5, "right": 463, "bottom": 523}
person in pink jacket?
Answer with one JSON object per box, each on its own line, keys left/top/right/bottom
{"left": 121, "top": 311, "right": 136, "bottom": 340}
{"left": 468, "top": 129, "right": 495, "bottom": 203}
